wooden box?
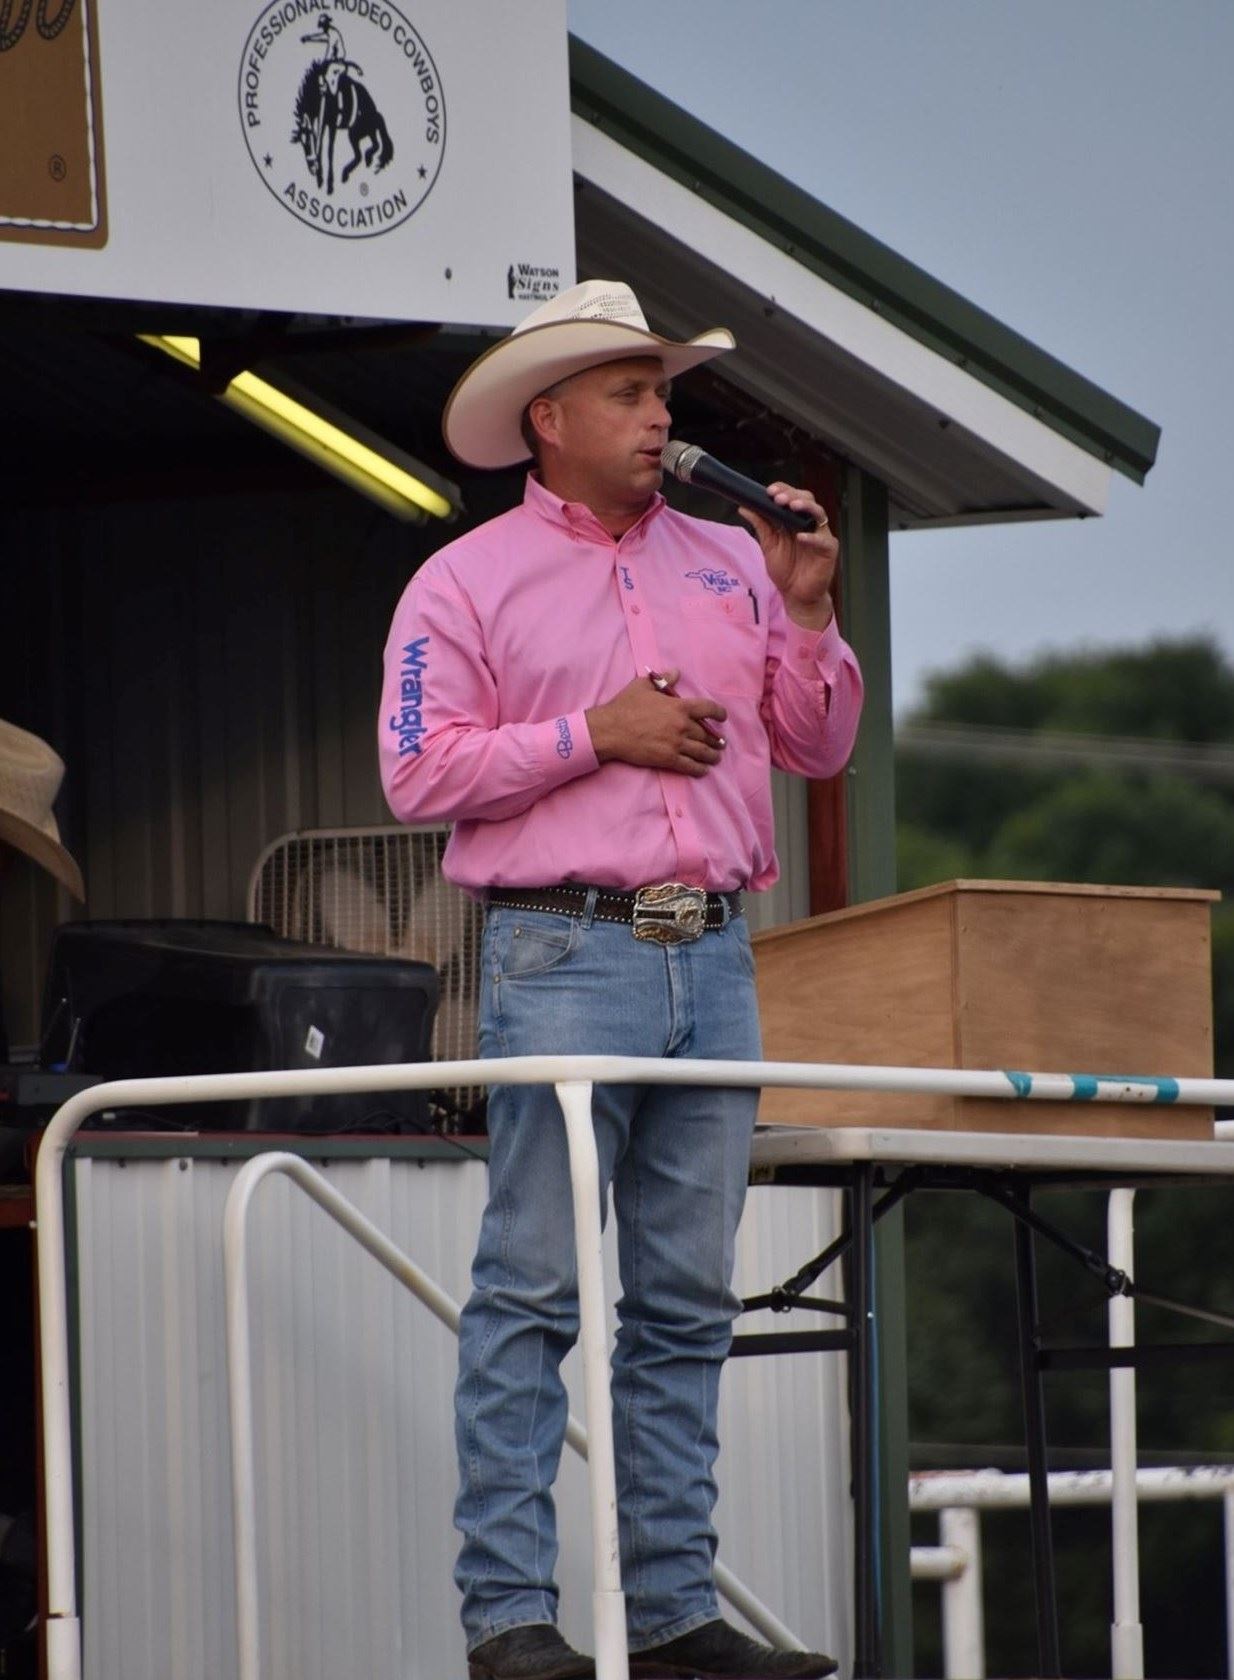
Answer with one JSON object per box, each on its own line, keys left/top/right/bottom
{"left": 752, "top": 880, "right": 1218, "bottom": 1137}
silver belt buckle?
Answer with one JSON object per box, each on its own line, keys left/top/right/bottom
{"left": 632, "top": 882, "right": 707, "bottom": 945}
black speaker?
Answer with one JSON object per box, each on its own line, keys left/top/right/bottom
{"left": 40, "top": 919, "right": 440, "bottom": 1134}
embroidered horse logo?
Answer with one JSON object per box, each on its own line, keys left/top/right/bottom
{"left": 686, "top": 568, "right": 741, "bottom": 596}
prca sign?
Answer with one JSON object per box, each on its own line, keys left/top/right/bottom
{"left": 239, "top": 0, "right": 445, "bottom": 239}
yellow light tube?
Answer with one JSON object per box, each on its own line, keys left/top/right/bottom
{"left": 138, "top": 334, "right": 458, "bottom": 523}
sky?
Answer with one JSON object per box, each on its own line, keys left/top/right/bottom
{"left": 565, "top": 0, "right": 1234, "bottom": 715}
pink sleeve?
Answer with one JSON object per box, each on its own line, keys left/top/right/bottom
{"left": 760, "top": 596, "right": 864, "bottom": 777}
{"left": 379, "top": 567, "right": 598, "bottom": 825}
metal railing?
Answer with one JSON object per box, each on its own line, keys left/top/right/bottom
{"left": 36, "top": 1055, "right": 1234, "bottom": 1680}
{"left": 224, "top": 1149, "right": 802, "bottom": 1680}
{"left": 910, "top": 1466, "right": 1234, "bottom": 1680}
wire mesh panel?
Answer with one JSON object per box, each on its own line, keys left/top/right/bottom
{"left": 248, "top": 826, "right": 485, "bottom": 1125}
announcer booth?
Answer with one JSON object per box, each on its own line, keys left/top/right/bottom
{"left": 0, "top": 5, "right": 1161, "bottom": 1679}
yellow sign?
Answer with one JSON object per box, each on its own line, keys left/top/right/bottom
{"left": 0, "top": 0, "right": 107, "bottom": 247}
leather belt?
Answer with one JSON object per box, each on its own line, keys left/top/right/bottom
{"left": 486, "top": 882, "right": 743, "bottom": 945}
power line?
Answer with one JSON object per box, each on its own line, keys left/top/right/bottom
{"left": 896, "top": 723, "right": 1234, "bottom": 785}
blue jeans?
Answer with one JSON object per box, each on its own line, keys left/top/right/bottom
{"left": 454, "top": 902, "right": 762, "bottom": 1651}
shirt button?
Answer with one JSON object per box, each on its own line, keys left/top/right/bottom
{"left": 674, "top": 805, "right": 683, "bottom": 817}
{"left": 632, "top": 605, "right": 641, "bottom": 615}
{"left": 798, "top": 647, "right": 811, "bottom": 659}
{"left": 724, "top": 602, "right": 733, "bottom": 614}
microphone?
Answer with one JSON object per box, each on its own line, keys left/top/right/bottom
{"left": 660, "top": 440, "right": 817, "bottom": 534}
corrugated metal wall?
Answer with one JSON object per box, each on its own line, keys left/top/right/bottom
{"left": 2, "top": 487, "right": 434, "bottom": 1042}
{"left": 1, "top": 486, "right": 809, "bottom": 1046}
{"left": 72, "top": 1153, "right": 850, "bottom": 1680}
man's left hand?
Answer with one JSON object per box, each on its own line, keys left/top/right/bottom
{"left": 738, "top": 483, "right": 838, "bottom": 633}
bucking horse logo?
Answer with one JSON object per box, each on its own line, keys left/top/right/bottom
{"left": 686, "top": 568, "right": 741, "bottom": 596}
{"left": 240, "top": 0, "right": 443, "bottom": 237}
{"left": 293, "top": 15, "right": 393, "bottom": 196}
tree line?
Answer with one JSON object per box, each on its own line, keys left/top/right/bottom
{"left": 895, "top": 636, "right": 1234, "bottom": 1677}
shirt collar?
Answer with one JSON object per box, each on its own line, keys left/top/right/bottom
{"left": 522, "top": 473, "right": 667, "bottom": 546}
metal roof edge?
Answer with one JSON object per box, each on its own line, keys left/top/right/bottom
{"left": 568, "top": 37, "right": 1160, "bottom": 486}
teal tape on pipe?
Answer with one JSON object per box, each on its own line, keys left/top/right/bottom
{"left": 1072, "top": 1074, "right": 1181, "bottom": 1104}
{"left": 1001, "top": 1071, "right": 1181, "bottom": 1103}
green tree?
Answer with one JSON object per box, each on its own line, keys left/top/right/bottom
{"left": 896, "top": 638, "right": 1234, "bottom": 1677}
{"left": 987, "top": 773, "right": 1234, "bottom": 894}
{"left": 917, "top": 637, "right": 1234, "bottom": 741}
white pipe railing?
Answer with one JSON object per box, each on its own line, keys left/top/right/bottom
{"left": 911, "top": 1467, "right": 1234, "bottom": 1680}
{"left": 223, "top": 1147, "right": 802, "bottom": 1680}
{"left": 911, "top": 1465, "right": 1234, "bottom": 1510}
{"left": 1108, "top": 1189, "right": 1143, "bottom": 1678}
{"left": 223, "top": 1150, "right": 485, "bottom": 1680}
{"left": 910, "top": 1521, "right": 985, "bottom": 1678}
{"left": 36, "top": 1053, "right": 1234, "bottom": 1680}
{"left": 554, "top": 1080, "right": 627, "bottom": 1680}
{"left": 939, "top": 1507, "right": 985, "bottom": 1679}
{"left": 222, "top": 1093, "right": 625, "bottom": 1680}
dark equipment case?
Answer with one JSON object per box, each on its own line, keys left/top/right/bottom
{"left": 40, "top": 919, "right": 439, "bottom": 1134}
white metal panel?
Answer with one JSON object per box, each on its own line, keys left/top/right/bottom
{"left": 720, "top": 1184, "right": 853, "bottom": 1655}
{"left": 1, "top": 3, "right": 575, "bottom": 326}
{"left": 747, "top": 771, "right": 812, "bottom": 933}
{"left": 73, "top": 1151, "right": 848, "bottom": 1679}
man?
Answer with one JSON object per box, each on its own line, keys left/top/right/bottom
{"left": 379, "top": 281, "right": 862, "bottom": 1680}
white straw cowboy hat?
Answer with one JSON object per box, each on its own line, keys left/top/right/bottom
{"left": 442, "top": 279, "right": 736, "bottom": 470}
{"left": 0, "top": 720, "right": 85, "bottom": 900}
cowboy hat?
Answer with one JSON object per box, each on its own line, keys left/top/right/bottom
{"left": 442, "top": 279, "right": 736, "bottom": 470}
{"left": 0, "top": 720, "right": 85, "bottom": 900}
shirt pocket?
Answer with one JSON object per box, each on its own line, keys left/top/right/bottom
{"left": 673, "top": 596, "right": 766, "bottom": 700}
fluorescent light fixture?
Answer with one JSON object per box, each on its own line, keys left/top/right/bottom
{"left": 138, "top": 334, "right": 459, "bottom": 523}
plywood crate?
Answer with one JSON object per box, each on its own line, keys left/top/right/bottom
{"left": 752, "top": 880, "right": 1219, "bottom": 1137}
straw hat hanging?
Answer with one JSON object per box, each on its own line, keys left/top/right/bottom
{"left": 0, "top": 720, "right": 85, "bottom": 900}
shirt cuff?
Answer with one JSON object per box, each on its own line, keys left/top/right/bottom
{"left": 782, "top": 613, "right": 844, "bottom": 670}
{"left": 531, "top": 708, "right": 598, "bottom": 787}
{"left": 781, "top": 616, "right": 849, "bottom": 718}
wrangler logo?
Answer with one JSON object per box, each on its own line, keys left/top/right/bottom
{"left": 390, "top": 635, "right": 429, "bottom": 757}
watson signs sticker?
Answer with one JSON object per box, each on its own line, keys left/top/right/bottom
{"left": 0, "top": 0, "right": 573, "bottom": 325}
{"left": 239, "top": 2, "right": 445, "bottom": 239}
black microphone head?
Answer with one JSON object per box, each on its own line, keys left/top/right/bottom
{"left": 660, "top": 440, "right": 703, "bottom": 484}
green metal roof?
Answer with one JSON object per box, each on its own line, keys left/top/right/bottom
{"left": 569, "top": 37, "right": 1160, "bottom": 486}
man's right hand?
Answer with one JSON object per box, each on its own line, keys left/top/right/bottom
{"left": 585, "top": 671, "right": 728, "bottom": 778}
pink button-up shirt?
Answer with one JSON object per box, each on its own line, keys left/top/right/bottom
{"left": 379, "top": 475, "right": 863, "bottom": 894}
